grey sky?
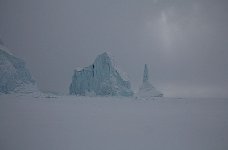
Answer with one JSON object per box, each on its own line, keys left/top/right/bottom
{"left": 0, "top": 0, "right": 228, "bottom": 97}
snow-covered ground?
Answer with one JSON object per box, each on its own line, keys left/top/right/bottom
{"left": 0, "top": 95, "right": 228, "bottom": 150}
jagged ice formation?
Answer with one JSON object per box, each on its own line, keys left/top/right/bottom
{"left": 69, "top": 52, "right": 133, "bottom": 96}
{"left": 137, "top": 64, "right": 163, "bottom": 98}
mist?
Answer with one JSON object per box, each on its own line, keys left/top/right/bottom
{"left": 0, "top": 0, "right": 228, "bottom": 98}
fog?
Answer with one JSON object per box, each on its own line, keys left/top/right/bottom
{"left": 0, "top": 0, "right": 228, "bottom": 97}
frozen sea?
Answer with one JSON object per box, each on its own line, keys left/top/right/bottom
{"left": 0, "top": 94, "right": 228, "bottom": 150}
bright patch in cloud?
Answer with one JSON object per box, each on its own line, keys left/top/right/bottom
{"left": 160, "top": 11, "right": 172, "bottom": 49}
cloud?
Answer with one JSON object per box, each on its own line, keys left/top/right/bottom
{"left": 0, "top": 0, "right": 228, "bottom": 97}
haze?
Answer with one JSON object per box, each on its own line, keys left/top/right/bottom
{"left": 0, "top": 0, "right": 228, "bottom": 98}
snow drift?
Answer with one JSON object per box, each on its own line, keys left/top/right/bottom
{"left": 69, "top": 52, "right": 133, "bottom": 96}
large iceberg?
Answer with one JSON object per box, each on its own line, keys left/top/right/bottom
{"left": 69, "top": 52, "right": 133, "bottom": 96}
{"left": 137, "top": 64, "right": 163, "bottom": 98}
{"left": 0, "top": 44, "right": 36, "bottom": 94}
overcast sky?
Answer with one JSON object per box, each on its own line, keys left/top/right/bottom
{"left": 0, "top": 0, "right": 228, "bottom": 97}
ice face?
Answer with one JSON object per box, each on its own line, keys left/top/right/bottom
{"left": 0, "top": 47, "right": 35, "bottom": 94}
{"left": 69, "top": 52, "right": 133, "bottom": 96}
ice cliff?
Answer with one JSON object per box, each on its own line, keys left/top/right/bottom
{"left": 0, "top": 44, "right": 36, "bottom": 94}
{"left": 137, "top": 64, "right": 163, "bottom": 98}
{"left": 69, "top": 52, "right": 133, "bottom": 96}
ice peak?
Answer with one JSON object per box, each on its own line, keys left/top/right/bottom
{"left": 94, "top": 51, "right": 129, "bottom": 81}
{"left": 95, "top": 52, "right": 113, "bottom": 64}
{"left": 143, "top": 64, "right": 149, "bottom": 83}
{"left": 100, "top": 51, "right": 111, "bottom": 58}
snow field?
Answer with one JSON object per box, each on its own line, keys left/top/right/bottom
{"left": 0, "top": 95, "right": 228, "bottom": 150}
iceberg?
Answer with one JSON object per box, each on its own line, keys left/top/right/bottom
{"left": 0, "top": 44, "right": 36, "bottom": 94}
{"left": 69, "top": 52, "right": 133, "bottom": 96}
{"left": 137, "top": 64, "right": 163, "bottom": 98}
